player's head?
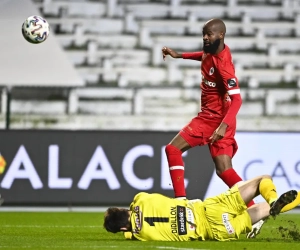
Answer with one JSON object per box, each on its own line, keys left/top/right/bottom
{"left": 103, "top": 207, "right": 131, "bottom": 233}
{"left": 202, "top": 18, "right": 226, "bottom": 54}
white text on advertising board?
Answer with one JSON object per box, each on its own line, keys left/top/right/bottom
{"left": 0, "top": 145, "right": 188, "bottom": 190}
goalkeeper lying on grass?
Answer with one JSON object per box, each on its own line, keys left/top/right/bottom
{"left": 104, "top": 175, "right": 300, "bottom": 241}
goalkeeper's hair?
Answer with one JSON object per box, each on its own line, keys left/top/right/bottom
{"left": 103, "top": 207, "right": 130, "bottom": 233}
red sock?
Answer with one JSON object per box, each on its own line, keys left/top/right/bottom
{"left": 219, "top": 168, "right": 242, "bottom": 188}
{"left": 219, "top": 168, "right": 255, "bottom": 207}
{"left": 246, "top": 200, "right": 255, "bottom": 207}
{"left": 165, "top": 144, "right": 186, "bottom": 198}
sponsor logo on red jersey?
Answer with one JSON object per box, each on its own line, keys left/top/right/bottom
{"left": 202, "top": 76, "right": 216, "bottom": 87}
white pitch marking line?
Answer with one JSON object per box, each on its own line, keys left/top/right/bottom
{"left": 1, "top": 225, "right": 102, "bottom": 228}
{"left": 0, "top": 247, "right": 118, "bottom": 249}
{"left": 157, "top": 247, "right": 209, "bottom": 250}
{"left": 0, "top": 246, "right": 186, "bottom": 249}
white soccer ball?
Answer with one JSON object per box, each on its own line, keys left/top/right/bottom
{"left": 22, "top": 15, "right": 50, "bottom": 44}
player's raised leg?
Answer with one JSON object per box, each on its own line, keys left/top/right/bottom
{"left": 165, "top": 134, "right": 191, "bottom": 199}
{"left": 238, "top": 176, "right": 279, "bottom": 210}
{"left": 247, "top": 189, "right": 299, "bottom": 239}
{"left": 240, "top": 176, "right": 274, "bottom": 239}
{"left": 238, "top": 175, "right": 298, "bottom": 219}
{"left": 240, "top": 176, "right": 298, "bottom": 238}
{"left": 212, "top": 148, "right": 255, "bottom": 207}
{"left": 244, "top": 177, "right": 278, "bottom": 238}
{"left": 213, "top": 154, "right": 243, "bottom": 187}
{"left": 237, "top": 176, "right": 273, "bottom": 223}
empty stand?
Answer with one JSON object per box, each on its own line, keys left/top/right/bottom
{"left": 2, "top": 0, "right": 300, "bottom": 130}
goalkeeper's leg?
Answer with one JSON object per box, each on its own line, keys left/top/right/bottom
{"left": 247, "top": 191, "right": 300, "bottom": 239}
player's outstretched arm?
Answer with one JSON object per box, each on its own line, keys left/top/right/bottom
{"left": 162, "top": 47, "right": 182, "bottom": 60}
{"left": 162, "top": 47, "right": 203, "bottom": 61}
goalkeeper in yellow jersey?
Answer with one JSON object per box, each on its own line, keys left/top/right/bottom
{"left": 104, "top": 174, "right": 300, "bottom": 241}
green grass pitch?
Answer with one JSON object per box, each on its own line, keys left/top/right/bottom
{"left": 0, "top": 212, "right": 299, "bottom": 250}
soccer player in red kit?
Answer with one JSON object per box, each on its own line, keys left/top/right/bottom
{"left": 162, "top": 19, "right": 255, "bottom": 207}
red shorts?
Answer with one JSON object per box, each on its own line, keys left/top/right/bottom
{"left": 179, "top": 114, "right": 238, "bottom": 158}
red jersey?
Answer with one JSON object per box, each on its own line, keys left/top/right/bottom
{"left": 182, "top": 45, "right": 241, "bottom": 127}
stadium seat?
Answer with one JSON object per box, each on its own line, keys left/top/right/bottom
{"left": 10, "top": 0, "right": 300, "bottom": 130}
{"left": 68, "top": 87, "right": 135, "bottom": 115}
{"left": 76, "top": 66, "right": 168, "bottom": 86}
{"left": 66, "top": 49, "right": 150, "bottom": 67}
{"left": 11, "top": 100, "right": 66, "bottom": 115}
{"left": 47, "top": 17, "right": 124, "bottom": 34}
{"left": 42, "top": 0, "right": 106, "bottom": 17}
{"left": 56, "top": 33, "right": 138, "bottom": 48}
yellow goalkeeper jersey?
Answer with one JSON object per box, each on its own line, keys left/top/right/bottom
{"left": 127, "top": 192, "right": 213, "bottom": 241}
